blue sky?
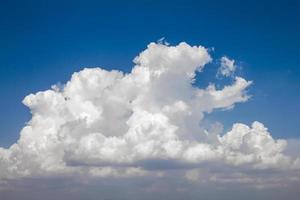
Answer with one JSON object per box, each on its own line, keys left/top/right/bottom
{"left": 0, "top": 0, "right": 299, "bottom": 148}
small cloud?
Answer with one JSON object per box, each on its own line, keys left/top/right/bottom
{"left": 217, "top": 56, "right": 236, "bottom": 77}
{"left": 157, "top": 37, "right": 170, "bottom": 45}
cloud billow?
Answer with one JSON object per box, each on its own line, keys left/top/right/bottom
{"left": 0, "top": 42, "right": 299, "bottom": 185}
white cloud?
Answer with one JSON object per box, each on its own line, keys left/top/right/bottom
{"left": 217, "top": 56, "right": 237, "bottom": 77}
{"left": 0, "top": 42, "right": 299, "bottom": 186}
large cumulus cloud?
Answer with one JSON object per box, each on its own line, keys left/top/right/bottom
{"left": 0, "top": 42, "right": 299, "bottom": 184}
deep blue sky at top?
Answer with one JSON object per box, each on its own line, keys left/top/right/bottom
{"left": 0, "top": 0, "right": 299, "bottom": 147}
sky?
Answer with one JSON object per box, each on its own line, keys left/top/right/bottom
{"left": 0, "top": 0, "right": 300, "bottom": 199}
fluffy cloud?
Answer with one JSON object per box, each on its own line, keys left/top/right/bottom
{"left": 0, "top": 42, "right": 299, "bottom": 185}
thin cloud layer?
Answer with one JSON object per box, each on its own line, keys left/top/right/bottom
{"left": 0, "top": 42, "right": 299, "bottom": 184}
